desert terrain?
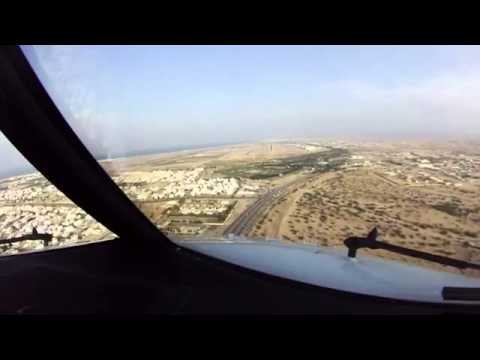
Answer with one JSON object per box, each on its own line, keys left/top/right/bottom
{"left": 1, "top": 138, "right": 480, "bottom": 278}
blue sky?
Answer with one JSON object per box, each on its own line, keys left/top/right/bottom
{"left": 2, "top": 45, "right": 480, "bottom": 176}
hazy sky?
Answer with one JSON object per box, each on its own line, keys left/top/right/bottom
{"left": 2, "top": 45, "right": 480, "bottom": 176}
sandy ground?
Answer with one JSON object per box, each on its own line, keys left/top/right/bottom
{"left": 100, "top": 141, "right": 480, "bottom": 277}
{"left": 218, "top": 143, "right": 307, "bottom": 162}
{"left": 250, "top": 172, "right": 337, "bottom": 240}
{"left": 101, "top": 143, "right": 308, "bottom": 175}
{"left": 252, "top": 168, "right": 480, "bottom": 277}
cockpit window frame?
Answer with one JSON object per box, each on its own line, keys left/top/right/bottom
{"left": 2, "top": 45, "right": 480, "bottom": 312}
{"left": 0, "top": 45, "right": 175, "bottom": 252}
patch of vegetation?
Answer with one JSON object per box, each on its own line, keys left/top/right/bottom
{"left": 215, "top": 148, "right": 350, "bottom": 180}
{"left": 464, "top": 230, "right": 477, "bottom": 238}
{"left": 431, "top": 201, "right": 466, "bottom": 217}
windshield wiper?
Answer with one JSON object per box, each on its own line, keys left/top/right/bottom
{"left": 0, "top": 227, "right": 52, "bottom": 247}
{"left": 344, "top": 227, "right": 480, "bottom": 271}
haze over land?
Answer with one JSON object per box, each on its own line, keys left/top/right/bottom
{"left": 11, "top": 46, "right": 480, "bottom": 161}
{"left": 3, "top": 45, "right": 480, "bottom": 177}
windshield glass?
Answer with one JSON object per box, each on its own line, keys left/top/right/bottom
{"left": 20, "top": 45, "right": 480, "bottom": 280}
{"left": 0, "top": 132, "right": 115, "bottom": 255}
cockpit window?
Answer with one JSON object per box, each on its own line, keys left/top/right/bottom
{"left": 19, "top": 45, "right": 480, "bottom": 280}
{"left": 0, "top": 133, "right": 115, "bottom": 255}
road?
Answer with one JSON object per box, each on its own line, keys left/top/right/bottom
{"left": 223, "top": 176, "right": 312, "bottom": 237}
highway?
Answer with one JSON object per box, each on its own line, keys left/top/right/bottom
{"left": 223, "top": 176, "right": 311, "bottom": 237}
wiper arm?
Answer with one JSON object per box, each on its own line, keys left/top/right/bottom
{"left": 344, "top": 227, "right": 480, "bottom": 271}
{"left": 0, "top": 227, "right": 52, "bottom": 247}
